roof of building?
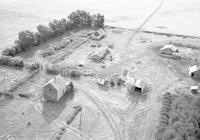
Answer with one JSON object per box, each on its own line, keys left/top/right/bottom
{"left": 44, "top": 74, "right": 69, "bottom": 99}
{"left": 123, "top": 70, "right": 129, "bottom": 77}
{"left": 97, "top": 28, "right": 105, "bottom": 35}
{"left": 125, "top": 76, "right": 136, "bottom": 85}
{"left": 160, "top": 44, "right": 178, "bottom": 52}
{"left": 135, "top": 79, "right": 146, "bottom": 88}
{"left": 91, "top": 48, "right": 110, "bottom": 58}
{"left": 189, "top": 65, "right": 199, "bottom": 73}
{"left": 190, "top": 86, "right": 198, "bottom": 90}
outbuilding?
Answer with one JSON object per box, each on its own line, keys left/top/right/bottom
{"left": 43, "top": 75, "right": 73, "bottom": 102}
{"left": 127, "top": 79, "right": 147, "bottom": 94}
{"left": 189, "top": 65, "right": 200, "bottom": 78}
{"left": 160, "top": 44, "right": 178, "bottom": 55}
{"left": 97, "top": 78, "right": 109, "bottom": 86}
{"left": 89, "top": 48, "right": 111, "bottom": 62}
{"left": 190, "top": 86, "right": 198, "bottom": 94}
{"left": 91, "top": 28, "right": 106, "bottom": 41}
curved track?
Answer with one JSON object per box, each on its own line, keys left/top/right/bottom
{"left": 79, "top": 86, "right": 123, "bottom": 140}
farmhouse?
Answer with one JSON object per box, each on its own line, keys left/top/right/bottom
{"left": 43, "top": 74, "right": 73, "bottom": 102}
{"left": 89, "top": 48, "right": 111, "bottom": 62}
{"left": 189, "top": 65, "right": 200, "bottom": 78}
{"left": 160, "top": 44, "right": 178, "bottom": 55}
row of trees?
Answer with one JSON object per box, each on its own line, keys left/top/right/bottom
{"left": 156, "top": 92, "right": 172, "bottom": 140}
{"left": 2, "top": 10, "right": 104, "bottom": 57}
{"left": 156, "top": 93, "right": 200, "bottom": 140}
{"left": 45, "top": 64, "right": 82, "bottom": 78}
{"left": 0, "top": 56, "right": 24, "bottom": 68}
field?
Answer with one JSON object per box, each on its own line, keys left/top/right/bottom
{"left": 0, "top": 26, "right": 200, "bottom": 140}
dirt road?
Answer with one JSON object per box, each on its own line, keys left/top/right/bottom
{"left": 79, "top": 85, "right": 123, "bottom": 140}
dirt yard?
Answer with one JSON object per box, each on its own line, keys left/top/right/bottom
{"left": 0, "top": 27, "right": 200, "bottom": 140}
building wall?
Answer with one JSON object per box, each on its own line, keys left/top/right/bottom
{"left": 43, "top": 84, "right": 57, "bottom": 102}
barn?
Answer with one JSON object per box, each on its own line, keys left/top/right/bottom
{"left": 43, "top": 74, "right": 73, "bottom": 102}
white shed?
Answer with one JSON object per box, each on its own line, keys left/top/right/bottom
{"left": 189, "top": 65, "right": 200, "bottom": 78}
{"left": 127, "top": 78, "right": 147, "bottom": 93}
{"left": 160, "top": 44, "right": 178, "bottom": 55}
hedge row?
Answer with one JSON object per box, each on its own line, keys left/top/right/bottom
{"left": 0, "top": 55, "right": 24, "bottom": 68}
{"left": 2, "top": 10, "right": 104, "bottom": 57}
{"left": 45, "top": 64, "right": 82, "bottom": 78}
{"left": 155, "top": 92, "right": 172, "bottom": 140}
{"left": 42, "top": 39, "right": 72, "bottom": 57}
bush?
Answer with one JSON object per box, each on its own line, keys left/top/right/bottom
{"left": 42, "top": 48, "right": 54, "bottom": 57}
{"left": 0, "top": 56, "right": 24, "bottom": 68}
{"left": 45, "top": 64, "right": 61, "bottom": 75}
{"left": 27, "top": 62, "right": 40, "bottom": 71}
{"left": 70, "top": 70, "right": 81, "bottom": 78}
{"left": 110, "top": 78, "right": 116, "bottom": 87}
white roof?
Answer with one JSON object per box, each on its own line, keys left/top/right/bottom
{"left": 160, "top": 44, "right": 178, "bottom": 52}
{"left": 126, "top": 76, "right": 135, "bottom": 85}
{"left": 98, "top": 78, "right": 105, "bottom": 85}
{"left": 190, "top": 86, "right": 198, "bottom": 90}
{"left": 135, "top": 79, "right": 146, "bottom": 88}
{"left": 189, "top": 65, "right": 198, "bottom": 73}
{"left": 97, "top": 28, "right": 105, "bottom": 35}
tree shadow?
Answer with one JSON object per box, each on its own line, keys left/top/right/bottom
{"left": 42, "top": 90, "right": 74, "bottom": 123}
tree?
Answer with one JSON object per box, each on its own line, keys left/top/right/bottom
{"left": 49, "top": 19, "right": 60, "bottom": 35}
{"left": 68, "top": 10, "right": 92, "bottom": 27}
{"left": 17, "top": 30, "right": 37, "bottom": 50}
{"left": 36, "top": 25, "right": 53, "bottom": 42}
{"left": 92, "top": 13, "right": 104, "bottom": 28}
{"left": 59, "top": 18, "right": 68, "bottom": 31}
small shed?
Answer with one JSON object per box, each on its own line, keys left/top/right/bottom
{"left": 91, "top": 28, "right": 106, "bottom": 41}
{"left": 127, "top": 79, "right": 146, "bottom": 93}
{"left": 135, "top": 79, "right": 146, "bottom": 93}
{"left": 190, "top": 86, "right": 198, "bottom": 94}
{"left": 97, "top": 78, "right": 108, "bottom": 86}
{"left": 189, "top": 65, "right": 200, "bottom": 78}
{"left": 160, "top": 44, "right": 178, "bottom": 55}
{"left": 43, "top": 75, "right": 73, "bottom": 102}
{"left": 123, "top": 70, "right": 129, "bottom": 77}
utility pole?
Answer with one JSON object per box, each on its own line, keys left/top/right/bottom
{"left": 79, "top": 110, "right": 82, "bottom": 138}
{"left": 3, "top": 72, "right": 5, "bottom": 82}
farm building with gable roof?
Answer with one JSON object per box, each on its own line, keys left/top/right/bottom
{"left": 43, "top": 74, "right": 73, "bottom": 102}
{"left": 89, "top": 48, "right": 111, "bottom": 62}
